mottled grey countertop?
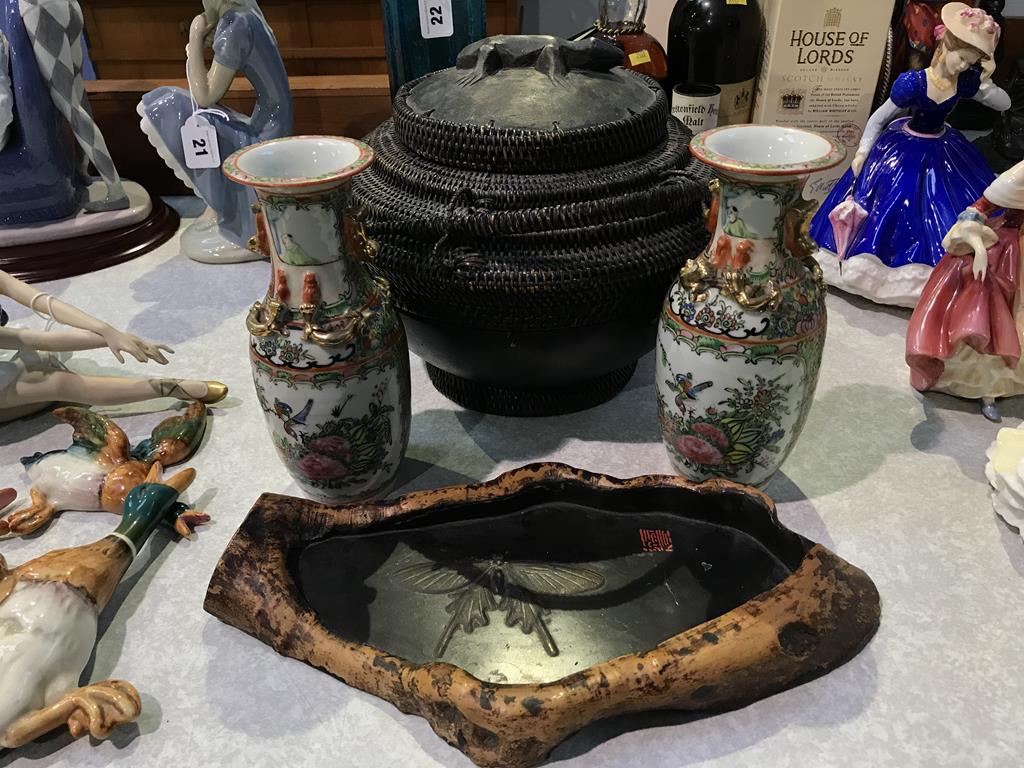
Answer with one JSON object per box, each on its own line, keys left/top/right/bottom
{"left": 1, "top": 226, "right": 1021, "bottom": 767}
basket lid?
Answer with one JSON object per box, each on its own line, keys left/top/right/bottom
{"left": 393, "top": 35, "right": 669, "bottom": 172}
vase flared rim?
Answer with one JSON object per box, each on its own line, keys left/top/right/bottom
{"left": 689, "top": 125, "right": 845, "bottom": 178}
{"left": 223, "top": 135, "right": 375, "bottom": 192}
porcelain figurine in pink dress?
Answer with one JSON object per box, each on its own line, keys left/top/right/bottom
{"left": 907, "top": 159, "right": 1024, "bottom": 420}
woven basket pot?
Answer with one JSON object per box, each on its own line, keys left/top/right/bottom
{"left": 353, "top": 35, "right": 711, "bottom": 416}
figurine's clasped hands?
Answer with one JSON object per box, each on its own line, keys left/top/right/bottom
{"left": 100, "top": 326, "right": 174, "bottom": 365}
{"left": 943, "top": 214, "right": 998, "bottom": 281}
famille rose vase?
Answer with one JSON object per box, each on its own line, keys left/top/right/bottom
{"left": 224, "top": 136, "right": 411, "bottom": 503}
{"left": 657, "top": 125, "right": 845, "bottom": 487}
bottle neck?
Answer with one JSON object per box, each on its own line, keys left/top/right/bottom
{"left": 596, "top": 0, "right": 647, "bottom": 34}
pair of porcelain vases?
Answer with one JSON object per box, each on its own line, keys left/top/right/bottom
{"left": 228, "top": 124, "right": 840, "bottom": 499}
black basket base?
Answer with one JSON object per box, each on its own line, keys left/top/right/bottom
{"left": 426, "top": 362, "right": 638, "bottom": 417}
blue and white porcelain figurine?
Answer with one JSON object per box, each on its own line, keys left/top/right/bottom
{"left": 810, "top": 2, "right": 1009, "bottom": 307}
{"left": 139, "top": 0, "right": 293, "bottom": 264}
{"left": 0, "top": 0, "right": 85, "bottom": 225}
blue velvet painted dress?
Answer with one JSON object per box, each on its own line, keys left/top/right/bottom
{"left": 810, "top": 68, "right": 995, "bottom": 269}
{"left": 138, "top": 10, "right": 292, "bottom": 247}
{"left": 0, "top": 0, "right": 83, "bottom": 225}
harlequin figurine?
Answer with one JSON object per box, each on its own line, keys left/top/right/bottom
{"left": 138, "top": 0, "right": 292, "bottom": 263}
{"left": 907, "top": 159, "right": 1024, "bottom": 421}
{"left": 0, "top": 464, "right": 202, "bottom": 750}
{"left": 811, "top": 3, "right": 1009, "bottom": 307}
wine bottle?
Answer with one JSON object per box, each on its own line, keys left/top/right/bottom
{"left": 668, "top": 0, "right": 763, "bottom": 126}
{"left": 380, "top": 0, "right": 488, "bottom": 96}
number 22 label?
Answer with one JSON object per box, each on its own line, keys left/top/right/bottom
{"left": 419, "top": 0, "right": 453, "bottom": 39}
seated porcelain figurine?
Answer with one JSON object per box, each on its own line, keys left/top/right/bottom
{"left": 811, "top": 2, "right": 1010, "bottom": 307}
{"left": 138, "top": 0, "right": 292, "bottom": 264}
{"left": 0, "top": 269, "right": 226, "bottom": 423}
{"left": 906, "top": 158, "right": 1024, "bottom": 421}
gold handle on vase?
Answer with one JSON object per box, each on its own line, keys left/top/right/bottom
{"left": 246, "top": 297, "right": 287, "bottom": 337}
{"left": 299, "top": 305, "right": 366, "bottom": 347}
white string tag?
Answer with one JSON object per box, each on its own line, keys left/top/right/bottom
{"left": 181, "top": 112, "right": 221, "bottom": 169}
{"left": 418, "top": 0, "right": 453, "bottom": 39}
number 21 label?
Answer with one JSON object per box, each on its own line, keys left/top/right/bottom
{"left": 180, "top": 115, "right": 221, "bottom": 170}
{"left": 419, "top": 0, "right": 453, "bottom": 39}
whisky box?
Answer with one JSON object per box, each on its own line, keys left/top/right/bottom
{"left": 752, "top": 1, "right": 893, "bottom": 204}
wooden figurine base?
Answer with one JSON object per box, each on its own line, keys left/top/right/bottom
{"left": 0, "top": 194, "right": 179, "bottom": 283}
{"left": 204, "top": 464, "right": 881, "bottom": 768}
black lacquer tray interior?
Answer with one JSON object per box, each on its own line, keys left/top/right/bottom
{"left": 295, "top": 483, "right": 806, "bottom": 684}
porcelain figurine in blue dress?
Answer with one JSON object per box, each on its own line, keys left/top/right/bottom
{"left": 0, "top": 0, "right": 84, "bottom": 225}
{"left": 138, "top": 0, "right": 292, "bottom": 264}
{"left": 811, "top": 2, "right": 1009, "bottom": 307}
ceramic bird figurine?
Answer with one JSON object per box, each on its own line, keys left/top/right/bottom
{"left": 0, "top": 464, "right": 202, "bottom": 750}
{"left": 1, "top": 401, "right": 210, "bottom": 537}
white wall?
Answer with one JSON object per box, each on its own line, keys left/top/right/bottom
{"left": 646, "top": 0, "right": 674, "bottom": 45}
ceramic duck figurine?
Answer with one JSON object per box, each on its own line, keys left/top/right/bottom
{"left": 0, "top": 465, "right": 201, "bottom": 750}
{"left": 2, "top": 401, "right": 210, "bottom": 536}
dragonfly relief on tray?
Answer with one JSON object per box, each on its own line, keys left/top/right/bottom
{"left": 390, "top": 557, "right": 606, "bottom": 658}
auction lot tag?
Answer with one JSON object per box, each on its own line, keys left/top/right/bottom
{"left": 181, "top": 114, "right": 221, "bottom": 169}
{"left": 419, "top": 0, "right": 454, "bottom": 39}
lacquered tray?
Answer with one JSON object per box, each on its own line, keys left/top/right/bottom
{"left": 205, "top": 464, "right": 880, "bottom": 767}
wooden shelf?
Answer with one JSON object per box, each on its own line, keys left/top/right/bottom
{"left": 87, "top": 74, "right": 393, "bottom": 195}
{"left": 86, "top": 74, "right": 390, "bottom": 98}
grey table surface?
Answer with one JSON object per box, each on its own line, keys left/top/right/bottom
{"left": 1, "top": 226, "right": 1021, "bottom": 768}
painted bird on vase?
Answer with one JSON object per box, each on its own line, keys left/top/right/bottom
{"left": 670, "top": 373, "right": 713, "bottom": 408}
{"left": 273, "top": 397, "right": 314, "bottom": 440}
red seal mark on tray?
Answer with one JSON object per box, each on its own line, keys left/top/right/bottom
{"left": 639, "top": 528, "right": 673, "bottom": 552}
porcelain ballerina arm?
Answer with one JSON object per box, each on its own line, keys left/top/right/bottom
{"left": 186, "top": 11, "right": 237, "bottom": 108}
{"left": 0, "top": 271, "right": 173, "bottom": 364}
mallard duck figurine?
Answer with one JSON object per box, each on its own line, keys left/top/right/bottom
{"left": 2, "top": 401, "right": 210, "bottom": 537}
{"left": 0, "top": 464, "right": 201, "bottom": 749}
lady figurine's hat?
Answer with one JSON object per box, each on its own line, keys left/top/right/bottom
{"left": 941, "top": 2, "right": 1001, "bottom": 57}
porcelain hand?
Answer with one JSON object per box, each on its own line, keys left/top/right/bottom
{"left": 1, "top": 680, "right": 141, "bottom": 749}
